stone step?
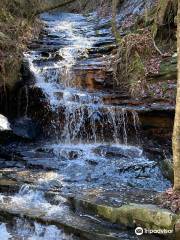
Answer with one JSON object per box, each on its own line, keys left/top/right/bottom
{"left": 68, "top": 189, "right": 179, "bottom": 237}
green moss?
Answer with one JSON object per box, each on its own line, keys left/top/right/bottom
{"left": 152, "top": 0, "right": 178, "bottom": 39}
{"left": 128, "top": 51, "right": 145, "bottom": 97}
{"left": 72, "top": 197, "right": 178, "bottom": 231}
{"left": 151, "top": 21, "right": 158, "bottom": 39}
{"left": 111, "top": 19, "right": 122, "bottom": 45}
{"left": 130, "top": 51, "right": 145, "bottom": 75}
{"left": 96, "top": 202, "right": 177, "bottom": 230}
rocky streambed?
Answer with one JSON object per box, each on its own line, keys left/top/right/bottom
{"left": 0, "top": 9, "right": 179, "bottom": 240}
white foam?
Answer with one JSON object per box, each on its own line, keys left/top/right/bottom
{"left": 1, "top": 219, "right": 74, "bottom": 240}
{"left": 0, "top": 223, "right": 11, "bottom": 240}
{"left": 25, "top": 15, "right": 95, "bottom": 109}
{"left": 28, "top": 223, "right": 73, "bottom": 240}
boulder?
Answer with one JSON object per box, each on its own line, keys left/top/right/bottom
{"left": 94, "top": 145, "right": 142, "bottom": 159}
{"left": 69, "top": 190, "right": 179, "bottom": 233}
{"left": 11, "top": 117, "right": 41, "bottom": 140}
{"left": 0, "top": 115, "right": 41, "bottom": 142}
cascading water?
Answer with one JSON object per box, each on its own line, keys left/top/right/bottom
{"left": 25, "top": 12, "right": 139, "bottom": 145}
{"left": 0, "top": 10, "right": 171, "bottom": 240}
{"left": 16, "top": 9, "right": 170, "bottom": 204}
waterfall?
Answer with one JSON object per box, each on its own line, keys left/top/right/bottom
{"left": 25, "top": 12, "right": 140, "bottom": 145}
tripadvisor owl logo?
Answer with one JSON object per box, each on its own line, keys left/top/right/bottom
{"left": 135, "top": 227, "right": 174, "bottom": 235}
{"left": 135, "top": 227, "right": 144, "bottom": 235}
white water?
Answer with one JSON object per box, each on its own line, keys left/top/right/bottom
{"left": 0, "top": 221, "right": 73, "bottom": 240}
{"left": 18, "top": 11, "right": 170, "bottom": 195}
{"left": 0, "top": 10, "right": 171, "bottom": 240}
{"left": 0, "top": 224, "right": 12, "bottom": 240}
{"left": 24, "top": 12, "right": 140, "bottom": 145}
{"left": 0, "top": 185, "right": 72, "bottom": 239}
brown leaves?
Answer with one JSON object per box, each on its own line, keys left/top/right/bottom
{"left": 159, "top": 188, "right": 180, "bottom": 213}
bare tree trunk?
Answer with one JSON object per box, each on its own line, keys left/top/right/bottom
{"left": 173, "top": 0, "right": 180, "bottom": 191}
{"left": 112, "top": 0, "right": 122, "bottom": 43}
{"left": 112, "top": 0, "right": 118, "bottom": 34}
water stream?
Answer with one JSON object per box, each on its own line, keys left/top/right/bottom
{"left": 0, "top": 11, "right": 170, "bottom": 240}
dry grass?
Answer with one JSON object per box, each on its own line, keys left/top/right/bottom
{"left": 112, "top": 29, "right": 162, "bottom": 98}
{"left": 157, "top": 188, "right": 180, "bottom": 213}
{"left": 0, "top": 0, "right": 41, "bottom": 87}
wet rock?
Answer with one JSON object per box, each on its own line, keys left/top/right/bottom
{"left": 0, "top": 145, "right": 23, "bottom": 162}
{"left": 53, "top": 53, "right": 64, "bottom": 61}
{"left": 0, "top": 160, "right": 24, "bottom": 168}
{"left": 21, "top": 60, "right": 35, "bottom": 84}
{"left": 97, "top": 203, "right": 177, "bottom": 231}
{"left": 69, "top": 191, "right": 178, "bottom": 232}
{"left": 88, "top": 44, "right": 116, "bottom": 54}
{"left": 41, "top": 51, "right": 50, "bottom": 58}
{"left": 70, "top": 187, "right": 157, "bottom": 209}
{"left": 94, "top": 145, "right": 142, "bottom": 159}
{"left": 11, "top": 117, "right": 41, "bottom": 140}
{"left": 60, "top": 149, "right": 83, "bottom": 160}
{"left": 86, "top": 159, "right": 98, "bottom": 165}
{"left": 0, "top": 177, "right": 19, "bottom": 193}
{"left": 139, "top": 109, "right": 174, "bottom": 142}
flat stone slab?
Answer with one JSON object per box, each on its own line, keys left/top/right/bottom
{"left": 0, "top": 169, "right": 62, "bottom": 193}
{"left": 69, "top": 189, "right": 180, "bottom": 234}
{"left": 69, "top": 187, "right": 158, "bottom": 207}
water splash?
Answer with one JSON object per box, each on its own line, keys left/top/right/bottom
{"left": 25, "top": 12, "right": 140, "bottom": 145}
{"left": 0, "top": 219, "right": 74, "bottom": 240}
{"left": 28, "top": 223, "right": 73, "bottom": 240}
{"left": 0, "top": 223, "right": 11, "bottom": 240}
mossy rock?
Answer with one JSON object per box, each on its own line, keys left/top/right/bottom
{"left": 70, "top": 194, "right": 179, "bottom": 233}
{"left": 160, "top": 158, "right": 174, "bottom": 182}
{"left": 97, "top": 203, "right": 177, "bottom": 230}
{"left": 148, "top": 56, "right": 177, "bottom": 82}
{"left": 158, "top": 59, "right": 177, "bottom": 80}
